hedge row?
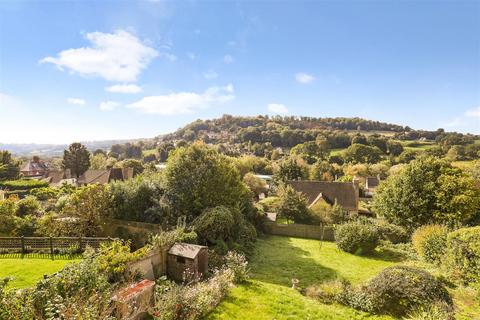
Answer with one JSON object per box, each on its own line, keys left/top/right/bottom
{"left": 0, "top": 179, "right": 49, "bottom": 191}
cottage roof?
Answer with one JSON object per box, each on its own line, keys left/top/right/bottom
{"left": 288, "top": 180, "right": 358, "bottom": 210}
{"left": 20, "top": 159, "right": 48, "bottom": 174}
{"left": 44, "top": 170, "right": 66, "bottom": 184}
{"left": 77, "top": 169, "right": 111, "bottom": 184}
{"left": 168, "top": 243, "right": 207, "bottom": 260}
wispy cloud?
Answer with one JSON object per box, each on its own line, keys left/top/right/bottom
{"left": 105, "top": 84, "right": 142, "bottom": 94}
{"left": 465, "top": 106, "right": 480, "bottom": 118}
{"left": 40, "top": 30, "right": 158, "bottom": 82}
{"left": 126, "top": 84, "right": 234, "bottom": 115}
{"left": 99, "top": 101, "right": 120, "bottom": 111}
{"left": 224, "top": 54, "right": 234, "bottom": 64}
{"left": 203, "top": 69, "right": 219, "bottom": 80}
{"left": 295, "top": 72, "right": 315, "bottom": 84}
{"left": 67, "top": 98, "right": 86, "bottom": 105}
{"left": 268, "top": 103, "right": 288, "bottom": 114}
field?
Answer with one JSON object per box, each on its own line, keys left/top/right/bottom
{"left": 0, "top": 255, "right": 79, "bottom": 289}
{"left": 208, "top": 236, "right": 480, "bottom": 320}
{"left": 208, "top": 236, "right": 397, "bottom": 320}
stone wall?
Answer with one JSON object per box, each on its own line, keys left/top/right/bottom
{"left": 127, "top": 249, "right": 168, "bottom": 281}
{"left": 101, "top": 219, "right": 162, "bottom": 249}
{"left": 263, "top": 221, "right": 335, "bottom": 241}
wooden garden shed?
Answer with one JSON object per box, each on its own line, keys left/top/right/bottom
{"left": 167, "top": 243, "right": 208, "bottom": 282}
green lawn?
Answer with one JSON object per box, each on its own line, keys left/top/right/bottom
{"left": 207, "top": 236, "right": 397, "bottom": 320}
{"left": 0, "top": 254, "right": 79, "bottom": 289}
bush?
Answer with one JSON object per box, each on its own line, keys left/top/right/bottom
{"left": 15, "top": 196, "right": 41, "bottom": 217}
{"left": 362, "top": 266, "right": 453, "bottom": 317}
{"left": 412, "top": 225, "right": 447, "bottom": 264}
{"left": 224, "top": 251, "right": 249, "bottom": 283}
{"left": 335, "top": 221, "right": 379, "bottom": 255}
{"left": 257, "top": 196, "right": 279, "bottom": 212}
{"left": 373, "top": 219, "right": 409, "bottom": 244}
{"left": 0, "top": 179, "right": 48, "bottom": 191}
{"left": 276, "top": 185, "right": 312, "bottom": 224}
{"left": 304, "top": 280, "right": 346, "bottom": 304}
{"left": 30, "top": 187, "right": 58, "bottom": 201}
{"left": 404, "top": 303, "right": 453, "bottom": 320}
{"left": 194, "top": 206, "right": 235, "bottom": 244}
{"left": 446, "top": 226, "right": 480, "bottom": 284}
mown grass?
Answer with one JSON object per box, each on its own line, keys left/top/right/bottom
{"left": 207, "top": 236, "right": 397, "bottom": 320}
{"left": 0, "top": 254, "right": 79, "bottom": 288}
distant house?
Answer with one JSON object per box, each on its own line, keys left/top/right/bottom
{"left": 288, "top": 180, "right": 359, "bottom": 215}
{"left": 42, "top": 169, "right": 77, "bottom": 187}
{"left": 20, "top": 156, "right": 49, "bottom": 177}
{"left": 365, "top": 176, "right": 380, "bottom": 196}
{"left": 77, "top": 168, "right": 134, "bottom": 185}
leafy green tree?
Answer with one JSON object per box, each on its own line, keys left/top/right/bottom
{"left": 290, "top": 140, "right": 330, "bottom": 164}
{"left": 387, "top": 140, "right": 404, "bottom": 156}
{"left": 344, "top": 144, "right": 383, "bottom": 164}
{"left": 372, "top": 157, "right": 480, "bottom": 230}
{"left": 164, "top": 143, "right": 251, "bottom": 221}
{"left": 367, "top": 135, "right": 388, "bottom": 153}
{"left": 62, "top": 184, "right": 112, "bottom": 236}
{"left": 90, "top": 153, "right": 108, "bottom": 170}
{"left": 310, "top": 160, "right": 336, "bottom": 181}
{"left": 276, "top": 184, "right": 311, "bottom": 223}
{"left": 63, "top": 143, "right": 91, "bottom": 178}
{"left": 117, "top": 159, "right": 144, "bottom": 175}
{"left": 243, "top": 173, "right": 268, "bottom": 198}
{"left": 273, "top": 157, "right": 309, "bottom": 183}
{"left": 0, "top": 151, "right": 20, "bottom": 181}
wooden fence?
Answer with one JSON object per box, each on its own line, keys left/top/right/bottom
{"left": 264, "top": 222, "right": 335, "bottom": 241}
{"left": 0, "top": 237, "right": 115, "bottom": 254}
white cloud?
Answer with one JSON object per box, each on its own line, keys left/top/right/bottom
{"left": 203, "top": 69, "right": 218, "bottom": 80}
{"left": 187, "top": 52, "right": 196, "bottom": 60}
{"left": 126, "top": 84, "right": 235, "bottom": 115}
{"left": 268, "top": 103, "right": 288, "bottom": 114}
{"left": 159, "top": 52, "right": 177, "bottom": 62}
{"left": 40, "top": 30, "right": 158, "bottom": 82}
{"left": 295, "top": 72, "right": 315, "bottom": 84}
{"left": 99, "top": 101, "right": 120, "bottom": 111}
{"left": 67, "top": 98, "right": 86, "bottom": 105}
{"left": 224, "top": 54, "right": 234, "bottom": 64}
{"left": 105, "top": 84, "right": 142, "bottom": 94}
{"left": 465, "top": 106, "right": 480, "bottom": 118}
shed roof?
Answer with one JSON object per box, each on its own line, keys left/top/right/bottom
{"left": 168, "top": 243, "right": 207, "bottom": 260}
{"left": 288, "top": 180, "right": 358, "bottom": 211}
{"left": 366, "top": 176, "right": 380, "bottom": 189}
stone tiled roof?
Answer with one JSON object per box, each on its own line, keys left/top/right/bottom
{"left": 288, "top": 180, "right": 358, "bottom": 211}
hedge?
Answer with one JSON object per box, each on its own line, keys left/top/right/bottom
{"left": 0, "top": 179, "right": 49, "bottom": 191}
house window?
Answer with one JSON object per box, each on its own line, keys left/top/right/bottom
{"left": 176, "top": 256, "right": 186, "bottom": 264}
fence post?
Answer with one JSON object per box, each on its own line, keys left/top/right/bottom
{"left": 49, "top": 236, "right": 54, "bottom": 257}
{"left": 21, "top": 236, "right": 25, "bottom": 254}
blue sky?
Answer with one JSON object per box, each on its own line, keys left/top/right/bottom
{"left": 0, "top": 0, "right": 479, "bottom": 144}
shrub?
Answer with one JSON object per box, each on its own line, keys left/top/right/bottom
{"left": 404, "top": 303, "right": 452, "bottom": 320}
{"left": 0, "top": 179, "right": 48, "bottom": 191}
{"left": 194, "top": 206, "right": 235, "bottom": 244}
{"left": 412, "top": 225, "right": 447, "bottom": 264}
{"left": 276, "top": 185, "right": 312, "bottom": 224}
{"left": 335, "top": 221, "right": 379, "bottom": 255}
{"left": 224, "top": 251, "right": 249, "bottom": 283}
{"left": 446, "top": 226, "right": 480, "bottom": 284}
{"left": 257, "top": 196, "right": 279, "bottom": 212}
{"left": 15, "top": 196, "right": 41, "bottom": 217}
{"left": 363, "top": 266, "right": 453, "bottom": 317}
{"left": 374, "top": 219, "right": 409, "bottom": 244}
{"left": 30, "top": 187, "right": 58, "bottom": 201}
{"left": 151, "top": 268, "right": 235, "bottom": 320}
{"left": 304, "top": 280, "right": 346, "bottom": 304}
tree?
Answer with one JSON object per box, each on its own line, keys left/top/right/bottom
{"left": 344, "top": 144, "right": 383, "bottom": 164}
{"left": 310, "top": 160, "right": 336, "bottom": 181}
{"left": 62, "top": 184, "right": 112, "bottom": 236}
{"left": 116, "top": 159, "right": 144, "bottom": 175}
{"left": 243, "top": 173, "right": 268, "bottom": 198}
{"left": 90, "top": 153, "right": 108, "bottom": 170}
{"left": 273, "top": 157, "right": 309, "bottom": 183}
{"left": 63, "top": 143, "right": 91, "bottom": 178}
{"left": 387, "top": 140, "right": 404, "bottom": 156}
{"left": 372, "top": 157, "right": 480, "bottom": 230}
{"left": 164, "top": 143, "right": 251, "bottom": 222}
{"left": 0, "top": 151, "right": 20, "bottom": 181}
{"left": 276, "top": 185, "right": 311, "bottom": 223}
{"left": 290, "top": 140, "right": 330, "bottom": 164}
